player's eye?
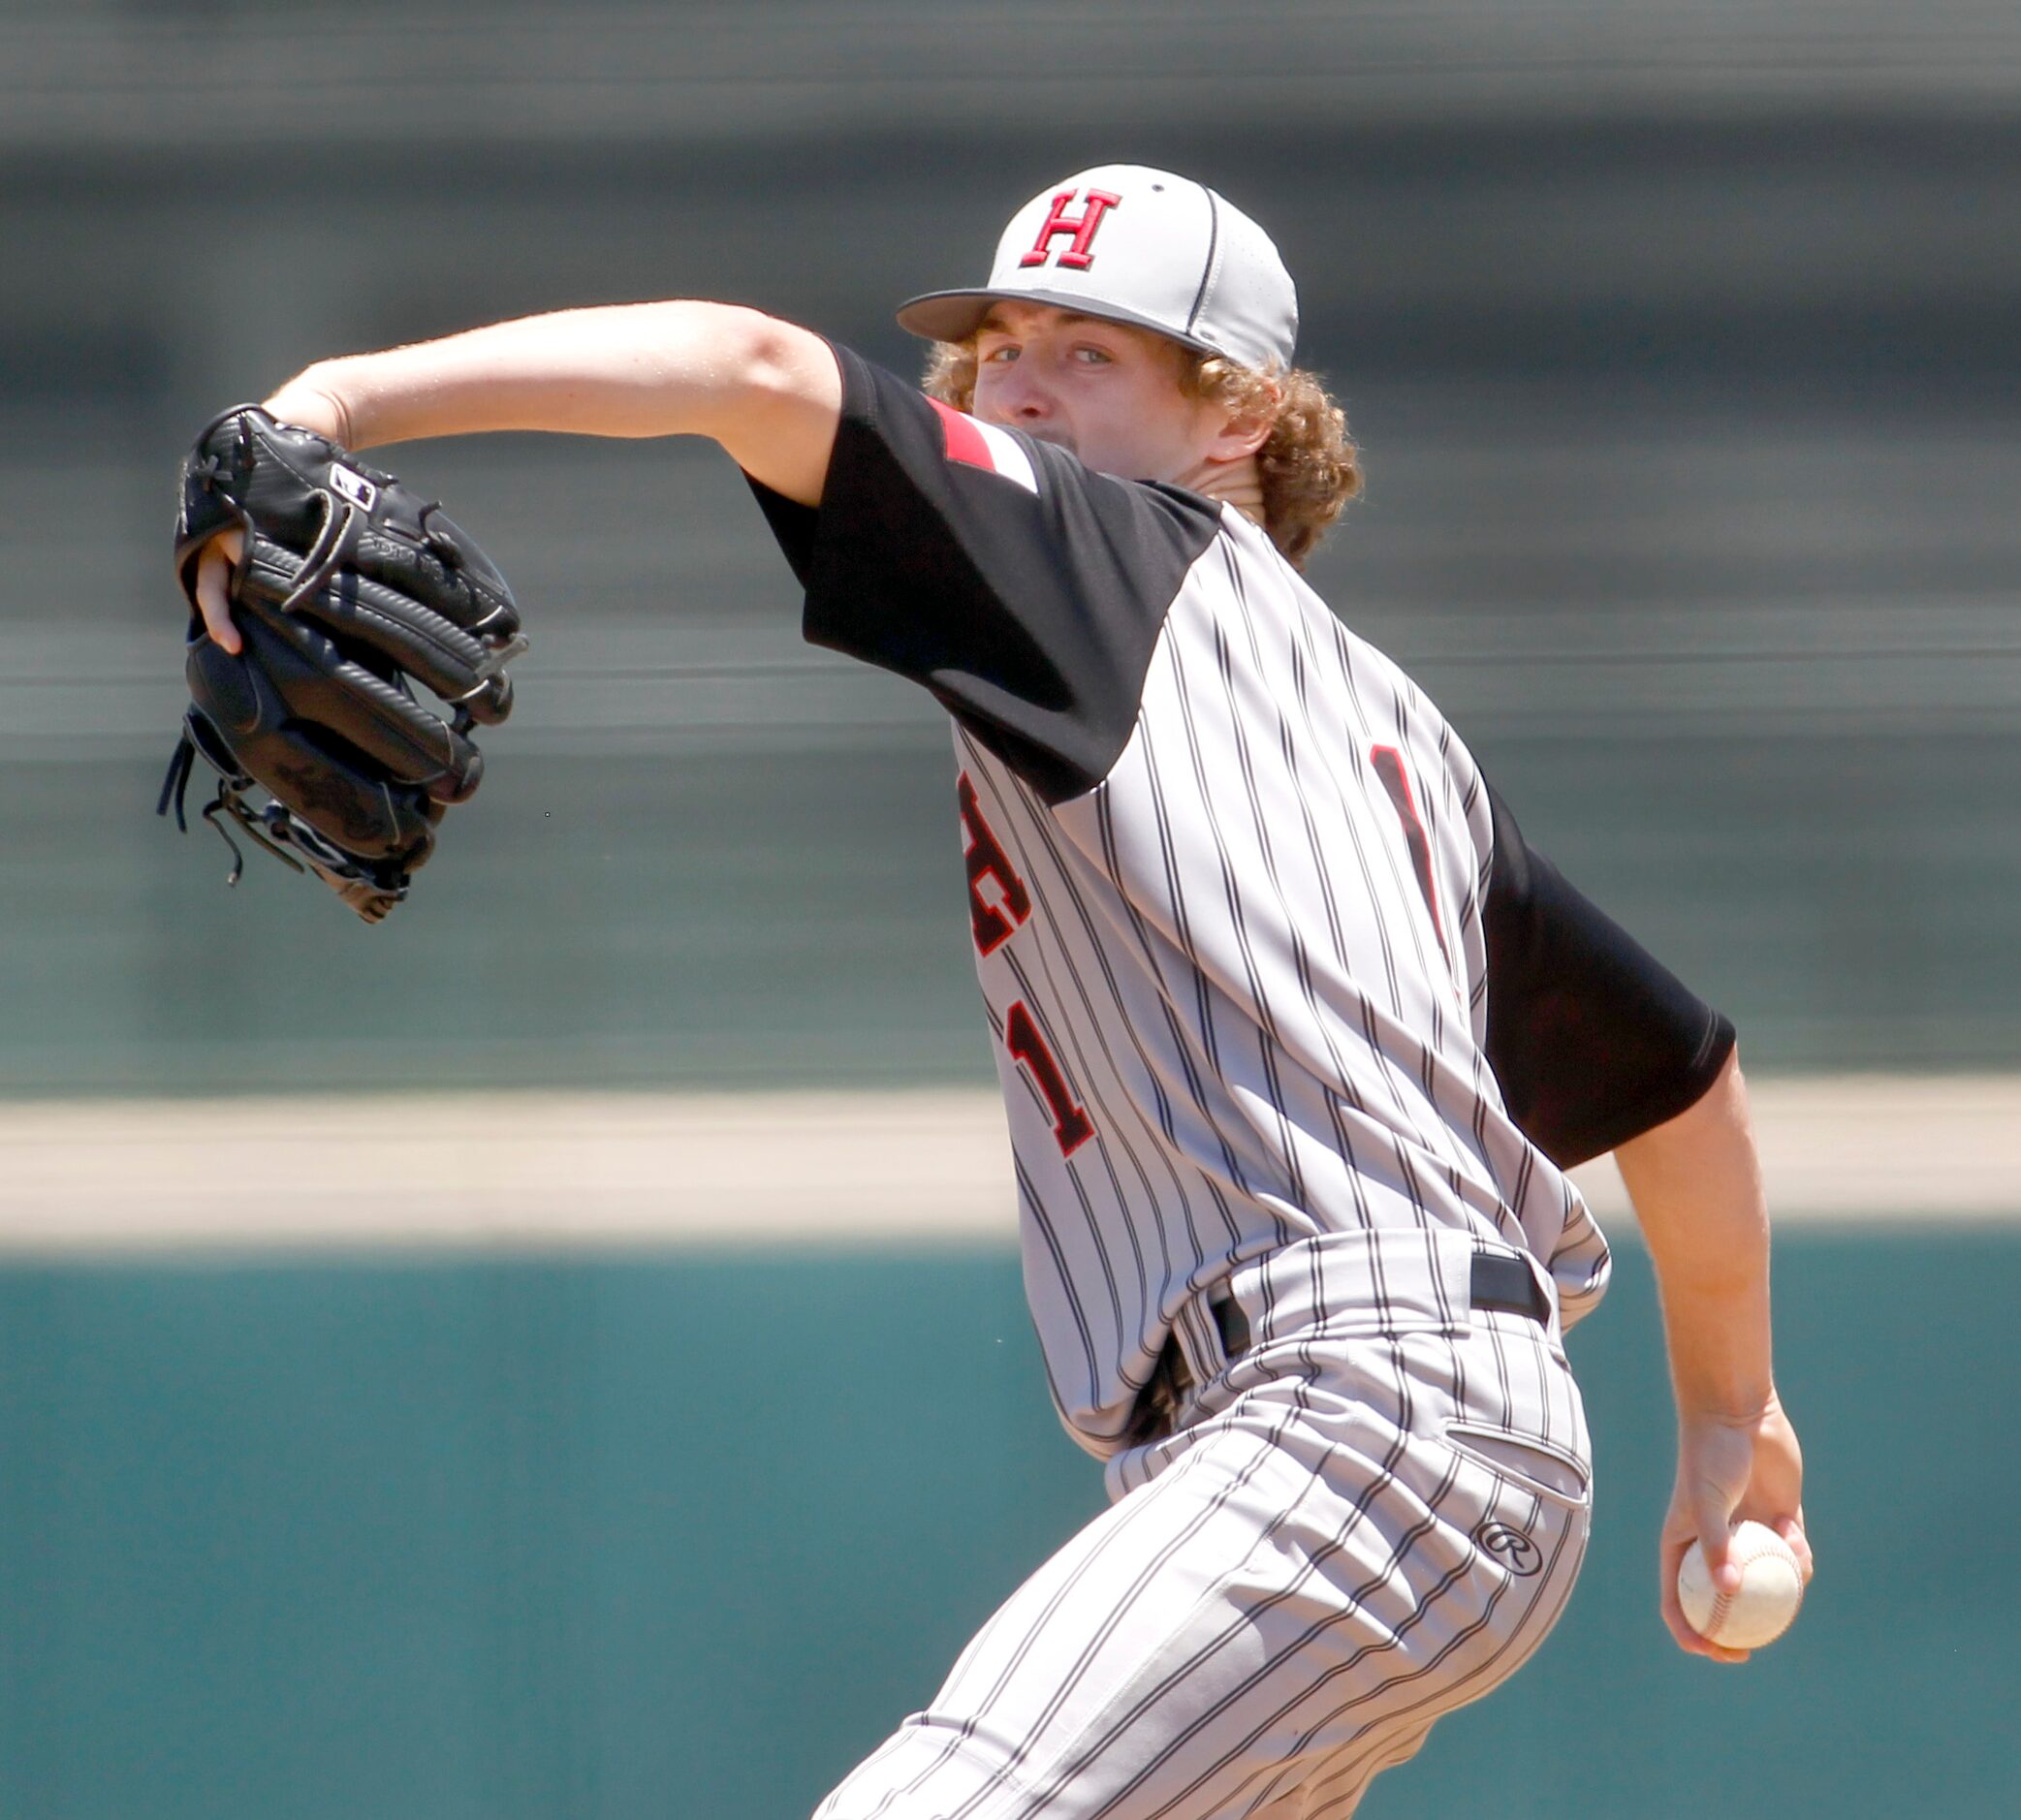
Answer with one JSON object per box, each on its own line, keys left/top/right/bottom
{"left": 980, "top": 344, "right": 1020, "bottom": 364}
{"left": 1073, "top": 346, "right": 1115, "bottom": 365}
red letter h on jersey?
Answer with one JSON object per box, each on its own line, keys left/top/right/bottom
{"left": 1019, "top": 188, "right": 1123, "bottom": 270}
{"left": 959, "top": 773, "right": 1031, "bottom": 955}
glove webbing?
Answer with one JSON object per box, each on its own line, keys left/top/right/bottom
{"left": 156, "top": 714, "right": 409, "bottom": 923}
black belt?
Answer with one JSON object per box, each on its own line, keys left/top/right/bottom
{"left": 1469, "top": 1251, "right": 1553, "bottom": 1324}
{"left": 1123, "top": 1253, "right": 1549, "bottom": 1448}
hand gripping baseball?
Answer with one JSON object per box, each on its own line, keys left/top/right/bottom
{"left": 158, "top": 405, "right": 528, "bottom": 922}
{"left": 1659, "top": 1391, "right": 1812, "bottom": 1663}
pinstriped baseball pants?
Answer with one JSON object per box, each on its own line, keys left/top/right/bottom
{"left": 813, "top": 1231, "right": 1594, "bottom": 1820}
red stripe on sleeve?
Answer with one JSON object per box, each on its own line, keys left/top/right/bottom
{"left": 930, "top": 397, "right": 997, "bottom": 473}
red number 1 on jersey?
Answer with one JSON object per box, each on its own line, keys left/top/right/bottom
{"left": 1370, "top": 744, "right": 1452, "bottom": 964}
{"left": 1005, "top": 1001, "right": 1095, "bottom": 1157}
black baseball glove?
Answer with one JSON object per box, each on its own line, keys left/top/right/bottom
{"left": 157, "top": 405, "right": 527, "bottom": 922}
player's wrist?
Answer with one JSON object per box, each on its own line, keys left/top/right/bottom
{"left": 262, "top": 366, "right": 355, "bottom": 448}
{"left": 1671, "top": 1373, "right": 1780, "bottom": 1428}
{"left": 1657, "top": 1266, "right": 1774, "bottom": 1415}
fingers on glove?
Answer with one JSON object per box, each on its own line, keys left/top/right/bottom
{"left": 176, "top": 407, "right": 323, "bottom": 582}
{"left": 233, "top": 605, "right": 487, "bottom": 805}
{"left": 193, "top": 531, "right": 246, "bottom": 654}
{"left": 351, "top": 505, "right": 521, "bottom": 647}
{"left": 237, "top": 530, "right": 517, "bottom": 725}
{"left": 184, "top": 642, "right": 442, "bottom": 866}
{"left": 178, "top": 405, "right": 521, "bottom": 644}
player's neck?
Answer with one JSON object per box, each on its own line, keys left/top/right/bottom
{"left": 1175, "top": 454, "right": 1267, "bottom": 529}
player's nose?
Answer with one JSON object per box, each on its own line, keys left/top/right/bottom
{"left": 993, "top": 363, "right": 1056, "bottom": 422}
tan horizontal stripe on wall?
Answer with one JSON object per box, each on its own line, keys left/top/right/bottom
{"left": 0, "top": 1079, "right": 2014, "bottom": 1254}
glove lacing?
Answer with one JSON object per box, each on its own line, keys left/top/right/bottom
{"left": 155, "top": 715, "right": 307, "bottom": 888}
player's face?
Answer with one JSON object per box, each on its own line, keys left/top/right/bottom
{"left": 970, "top": 303, "right": 1231, "bottom": 483}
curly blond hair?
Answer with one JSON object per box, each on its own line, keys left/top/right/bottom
{"left": 921, "top": 335, "right": 1361, "bottom": 569}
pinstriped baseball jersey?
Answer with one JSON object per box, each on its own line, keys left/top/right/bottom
{"left": 952, "top": 520, "right": 1606, "bottom": 1455}
{"left": 751, "top": 342, "right": 1736, "bottom": 1818}
{"left": 754, "top": 348, "right": 1728, "bottom": 1458}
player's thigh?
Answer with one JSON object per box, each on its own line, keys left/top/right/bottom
{"left": 813, "top": 1352, "right": 1586, "bottom": 1820}
{"left": 812, "top": 1416, "right": 1303, "bottom": 1820}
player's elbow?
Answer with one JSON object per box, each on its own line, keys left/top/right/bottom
{"left": 656, "top": 303, "right": 837, "bottom": 432}
{"left": 730, "top": 308, "right": 818, "bottom": 389}
{"left": 670, "top": 305, "right": 841, "bottom": 499}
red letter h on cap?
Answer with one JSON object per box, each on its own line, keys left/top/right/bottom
{"left": 1020, "top": 189, "right": 1123, "bottom": 270}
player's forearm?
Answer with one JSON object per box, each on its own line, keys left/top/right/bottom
{"left": 1611, "top": 1049, "right": 1776, "bottom": 1417}
{"left": 268, "top": 301, "right": 817, "bottom": 450}
{"left": 261, "top": 300, "right": 840, "bottom": 507}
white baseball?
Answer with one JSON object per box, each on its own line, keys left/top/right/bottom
{"left": 1677, "top": 1520, "right": 1805, "bottom": 1648}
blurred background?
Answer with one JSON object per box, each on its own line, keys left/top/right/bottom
{"left": 3, "top": 1, "right": 2019, "bottom": 1814}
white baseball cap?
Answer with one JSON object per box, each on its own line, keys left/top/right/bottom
{"left": 897, "top": 164, "right": 1298, "bottom": 374}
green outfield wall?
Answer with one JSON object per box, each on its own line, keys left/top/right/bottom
{"left": 3, "top": 1232, "right": 2015, "bottom": 1819}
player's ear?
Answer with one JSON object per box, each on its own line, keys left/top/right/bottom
{"left": 1203, "top": 382, "right": 1278, "bottom": 464}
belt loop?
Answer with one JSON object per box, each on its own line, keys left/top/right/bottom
{"left": 1173, "top": 1294, "right": 1220, "bottom": 1386}
{"left": 1214, "top": 1295, "right": 1250, "bottom": 1361}
{"left": 1124, "top": 1287, "right": 1254, "bottom": 1449}
{"left": 1182, "top": 1289, "right": 1252, "bottom": 1383}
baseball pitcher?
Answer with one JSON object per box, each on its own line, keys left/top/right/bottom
{"left": 173, "top": 165, "right": 1811, "bottom": 1816}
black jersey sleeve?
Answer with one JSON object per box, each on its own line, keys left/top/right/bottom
{"left": 746, "top": 343, "right": 1224, "bottom": 802}
{"left": 1482, "top": 785, "right": 1736, "bottom": 1169}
